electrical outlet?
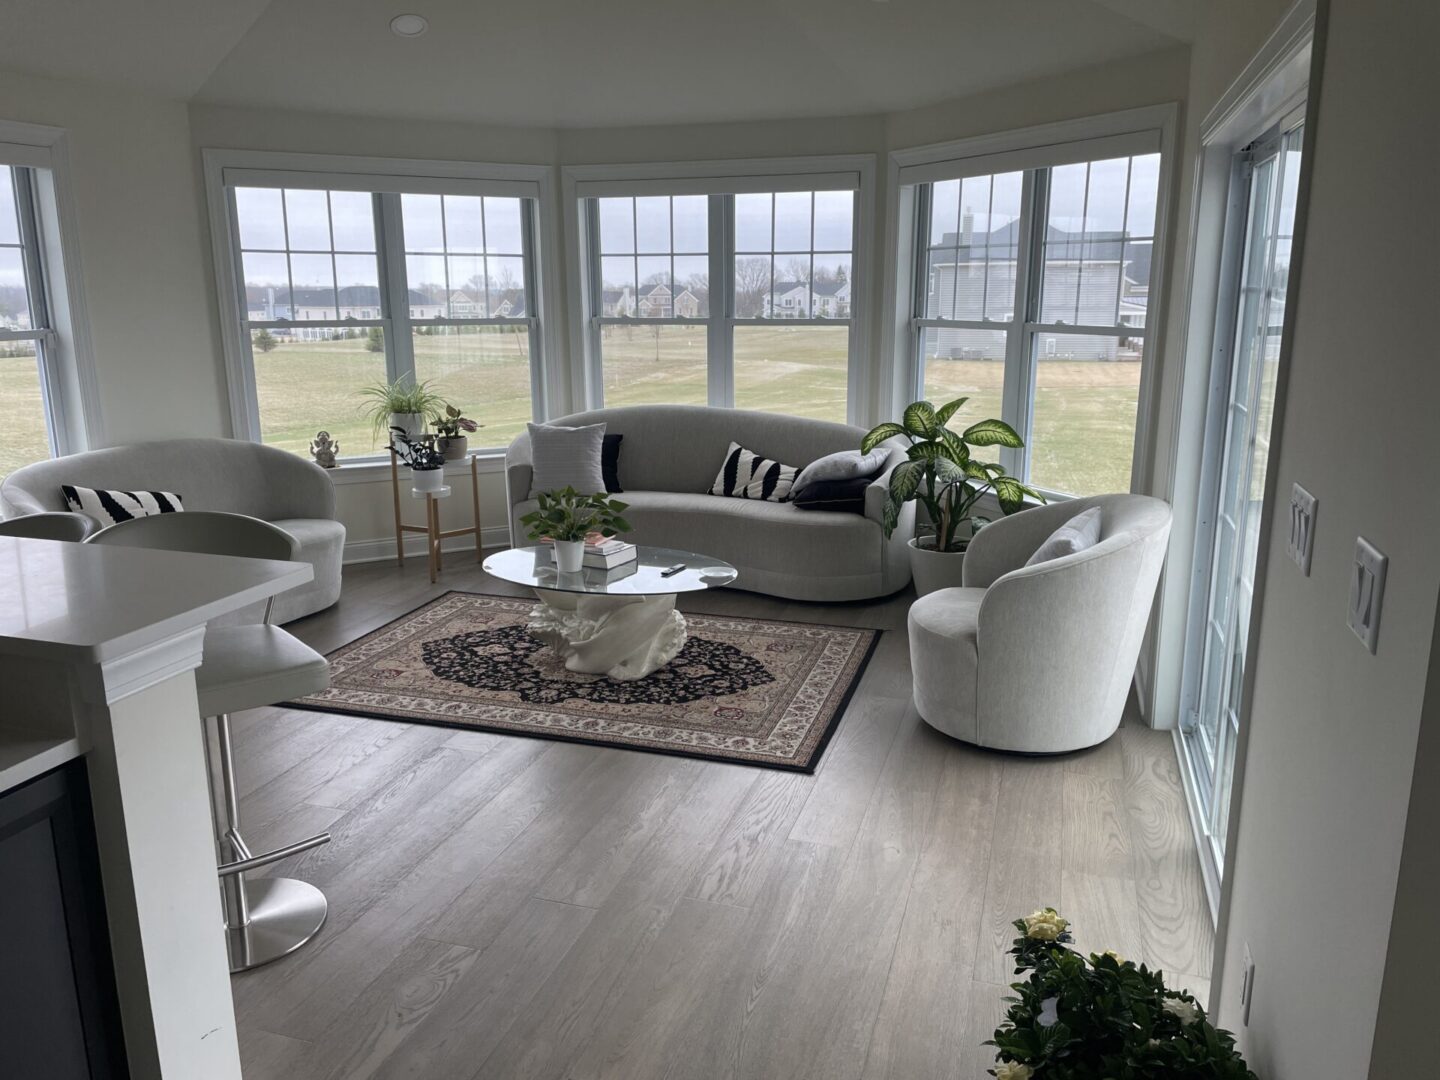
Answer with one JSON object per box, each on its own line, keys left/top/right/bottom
{"left": 1287, "top": 483, "right": 1317, "bottom": 574}
{"left": 1347, "top": 537, "right": 1388, "bottom": 654}
{"left": 1239, "top": 943, "right": 1256, "bottom": 1025}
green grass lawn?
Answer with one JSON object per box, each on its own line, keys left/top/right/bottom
{"left": 0, "top": 327, "right": 1142, "bottom": 497}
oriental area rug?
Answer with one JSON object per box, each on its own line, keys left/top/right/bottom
{"left": 289, "top": 591, "right": 879, "bottom": 772}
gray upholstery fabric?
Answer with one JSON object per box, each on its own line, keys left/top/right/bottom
{"left": 1, "top": 438, "right": 344, "bottom": 623}
{"left": 1025, "top": 505, "right": 1103, "bottom": 566}
{"left": 0, "top": 511, "right": 97, "bottom": 541}
{"left": 909, "top": 494, "right": 1173, "bottom": 753}
{"left": 196, "top": 624, "right": 329, "bottom": 717}
{"left": 527, "top": 422, "right": 607, "bottom": 497}
{"left": 792, "top": 447, "right": 888, "bottom": 494}
{"left": 506, "top": 406, "right": 914, "bottom": 601}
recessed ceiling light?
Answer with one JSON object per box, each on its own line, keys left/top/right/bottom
{"left": 390, "top": 14, "right": 429, "bottom": 37}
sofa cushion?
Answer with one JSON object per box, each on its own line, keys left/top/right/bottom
{"left": 793, "top": 448, "right": 888, "bottom": 494}
{"left": 62, "top": 485, "right": 184, "bottom": 526}
{"left": 791, "top": 475, "right": 873, "bottom": 514}
{"left": 512, "top": 489, "right": 883, "bottom": 583}
{"left": 527, "top": 422, "right": 607, "bottom": 497}
{"left": 602, "top": 433, "right": 623, "bottom": 493}
{"left": 709, "top": 442, "right": 798, "bottom": 502}
{"left": 1025, "top": 505, "right": 1103, "bottom": 566}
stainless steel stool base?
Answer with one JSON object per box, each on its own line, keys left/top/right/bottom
{"left": 226, "top": 876, "right": 328, "bottom": 973}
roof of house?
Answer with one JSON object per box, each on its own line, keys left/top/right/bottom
{"left": 771, "top": 279, "right": 849, "bottom": 298}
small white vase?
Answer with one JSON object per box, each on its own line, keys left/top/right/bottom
{"left": 553, "top": 539, "right": 586, "bottom": 573}
{"left": 411, "top": 465, "right": 445, "bottom": 493}
{"left": 390, "top": 411, "right": 425, "bottom": 440}
{"left": 908, "top": 536, "right": 967, "bottom": 597}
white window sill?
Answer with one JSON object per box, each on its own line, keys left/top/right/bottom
{"left": 321, "top": 451, "right": 507, "bottom": 485}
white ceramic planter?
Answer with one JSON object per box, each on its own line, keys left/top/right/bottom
{"left": 553, "top": 539, "right": 586, "bottom": 573}
{"left": 411, "top": 465, "right": 445, "bottom": 493}
{"left": 908, "top": 537, "right": 967, "bottom": 597}
{"left": 390, "top": 411, "right": 425, "bottom": 440}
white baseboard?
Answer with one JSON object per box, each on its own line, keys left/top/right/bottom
{"left": 343, "top": 524, "right": 512, "bottom": 565}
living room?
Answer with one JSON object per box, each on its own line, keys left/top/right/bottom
{"left": 0, "top": 1, "right": 1434, "bottom": 1077}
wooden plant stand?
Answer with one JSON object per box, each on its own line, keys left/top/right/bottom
{"left": 389, "top": 450, "right": 483, "bottom": 583}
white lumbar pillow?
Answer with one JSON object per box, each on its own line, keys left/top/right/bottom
{"left": 792, "top": 447, "right": 889, "bottom": 495}
{"left": 1025, "top": 506, "right": 1103, "bottom": 566}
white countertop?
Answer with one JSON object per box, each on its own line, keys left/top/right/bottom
{"left": 0, "top": 537, "right": 312, "bottom": 663}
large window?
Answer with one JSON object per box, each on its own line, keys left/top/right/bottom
{"left": 0, "top": 161, "right": 73, "bottom": 480}
{"left": 910, "top": 150, "right": 1161, "bottom": 496}
{"left": 581, "top": 173, "right": 861, "bottom": 424}
{"left": 214, "top": 157, "right": 547, "bottom": 461}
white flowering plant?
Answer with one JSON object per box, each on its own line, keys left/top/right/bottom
{"left": 987, "top": 909, "right": 1258, "bottom": 1079}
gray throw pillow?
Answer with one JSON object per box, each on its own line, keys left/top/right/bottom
{"left": 792, "top": 447, "right": 889, "bottom": 494}
{"left": 527, "top": 422, "right": 607, "bottom": 497}
{"left": 1025, "top": 506, "right": 1103, "bottom": 566}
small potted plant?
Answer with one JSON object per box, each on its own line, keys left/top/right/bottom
{"left": 519, "top": 487, "right": 632, "bottom": 572}
{"left": 359, "top": 376, "right": 445, "bottom": 445}
{"left": 389, "top": 427, "right": 447, "bottom": 493}
{"left": 987, "top": 908, "right": 1258, "bottom": 1079}
{"left": 431, "top": 404, "right": 480, "bottom": 461}
{"left": 863, "top": 397, "right": 1044, "bottom": 596}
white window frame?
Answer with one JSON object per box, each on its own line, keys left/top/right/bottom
{"left": 883, "top": 105, "right": 1177, "bottom": 497}
{"left": 562, "top": 155, "right": 876, "bottom": 426}
{"left": 0, "top": 119, "right": 100, "bottom": 457}
{"left": 203, "top": 149, "right": 563, "bottom": 463}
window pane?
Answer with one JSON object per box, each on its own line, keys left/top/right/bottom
{"left": 334, "top": 253, "right": 380, "bottom": 295}
{"left": 814, "top": 190, "right": 853, "bottom": 251}
{"left": 599, "top": 324, "right": 708, "bottom": 407}
{"left": 920, "top": 327, "right": 1007, "bottom": 461}
{"left": 773, "top": 191, "right": 812, "bottom": 251}
{"left": 598, "top": 198, "right": 635, "bottom": 254}
{"left": 288, "top": 253, "right": 336, "bottom": 317}
{"left": 0, "top": 248, "right": 32, "bottom": 330}
{"left": 0, "top": 341, "right": 49, "bottom": 479}
{"left": 401, "top": 194, "right": 445, "bottom": 253}
{"left": 922, "top": 171, "right": 1021, "bottom": 324}
{"left": 636, "top": 255, "right": 670, "bottom": 318}
{"left": 734, "top": 193, "right": 771, "bottom": 251}
{"left": 448, "top": 255, "right": 485, "bottom": 316}
{"left": 672, "top": 195, "right": 707, "bottom": 252}
{"left": 1028, "top": 332, "right": 1141, "bottom": 495}
{"left": 485, "top": 197, "right": 525, "bottom": 254}
{"left": 1125, "top": 154, "right": 1161, "bottom": 238}
{"left": 251, "top": 326, "right": 387, "bottom": 455}
{"left": 487, "top": 256, "right": 525, "bottom": 305}
{"left": 634, "top": 196, "right": 670, "bottom": 253}
{"left": 329, "top": 191, "right": 375, "bottom": 252}
{"left": 733, "top": 325, "right": 848, "bottom": 422}
{"left": 600, "top": 255, "right": 636, "bottom": 314}
{"left": 811, "top": 252, "right": 850, "bottom": 318}
{"left": 283, "top": 189, "right": 331, "bottom": 251}
{"left": 444, "top": 195, "right": 485, "bottom": 253}
{"left": 733, "top": 255, "right": 770, "bottom": 318}
{"left": 673, "top": 255, "right": 709, "bottom": 317}
{"left": 234, "top": 187, "right": 285, "bottom": 249}
{"left": 0, "top": 168, "right": 22, "bottom": 247}
{"left": 412, "top": 325, "right": 533, "bottom": 447}
{"left": 406, "top": 254, "right": 447, "bottom": 313}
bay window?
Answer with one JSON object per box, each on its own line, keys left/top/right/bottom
{"left": 900, "top": 121, "right": 1169, "bottom": 497}
{"left": 574, "top": 160, "right": 868, "bottom": 425}
{"left": 208, "top": 152, "right": 551, "bottom": 461}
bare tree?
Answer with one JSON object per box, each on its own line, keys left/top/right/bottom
{"left": 734, "top": 256, "right": 770, "bottom": 317}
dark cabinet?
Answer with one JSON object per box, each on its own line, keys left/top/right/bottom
{"left": 0, "top": 760, "right": 127, "bottom": 1079}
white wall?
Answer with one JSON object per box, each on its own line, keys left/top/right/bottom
{"left": 186, "top": 47, "right": 1188, "bottom": 563}
{"left": 1212, "top": 1, "right": 1440, "bottom": 1075}
{"left": 0, "top": 69, "right": 226, "bottom": 445}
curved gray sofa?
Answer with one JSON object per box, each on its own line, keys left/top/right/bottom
{"left": 505, "top": 406, "right": 914, "bottom": 602}
{"left": 1, "top": 438, "right": 344, "bottom": 623}
{"left": 908, "top": 493, "right": 1172, "bottom": 753}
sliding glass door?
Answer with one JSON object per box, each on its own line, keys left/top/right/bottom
{"left": 1181, "top": 120, "right": 1303, "bottom": 884}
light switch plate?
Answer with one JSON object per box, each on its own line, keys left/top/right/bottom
{"left": 1288, "top": 483, "right": 1317, "bottom": 574}
{"left": 1347, "top": 536, "right": 1388, "bottom": 654}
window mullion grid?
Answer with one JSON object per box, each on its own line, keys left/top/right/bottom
{"left": 377, "top": 192, "right": 415, "bottom": 384}
{"left": 980, "top": 177, "right": 994, "bottom": 320}
{"left": 14, "top": 169, "right": 60, "bottom": 455}
{"left": 1073, "top": 163, "right": 1090, "bottom": 326}
{"left": 710, "top": 194, "right": 732, "bottom": 407}
{"left": 1115, "top": 157, "right": 1134, "bottom": 327}
{"left": 910, "top": 184, "right": 932, "bottom": 403}
{"left": 1005, "top": 168, "right": 1045, "bottom": 482}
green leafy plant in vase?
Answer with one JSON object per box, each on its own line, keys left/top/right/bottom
{"left": 520, "top": 487, "right": 633, "bottom": 573}
{"left": 431, "top": 403, "right": 481, "bottom": 462}
{"left": 359, "top": 375, "right": 445, "bottom": 445}
{"left": 862, "top": 397, "right": 1043, "bottom": 595}
{"left": 986, "top": 908, "right": 1258, "bottom": 1079}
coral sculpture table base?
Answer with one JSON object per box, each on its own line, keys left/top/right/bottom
{"left": 528, "top": 589, "right": 688, "bottom": 681}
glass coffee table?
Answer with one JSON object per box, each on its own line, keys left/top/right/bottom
{"left": 482, "top": 545, "right": 738, "bottom": 681}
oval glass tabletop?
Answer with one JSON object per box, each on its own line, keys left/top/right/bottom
{"left": 483, "top": 545, "right": 738, "bottom": 596}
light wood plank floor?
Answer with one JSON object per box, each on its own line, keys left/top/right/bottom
{"left": 229, "top": 556, "right": 1213, "bottom": 1080}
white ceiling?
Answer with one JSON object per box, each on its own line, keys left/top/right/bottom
{"left": 2, "top": 0, "right": 1197, "bottom": 128}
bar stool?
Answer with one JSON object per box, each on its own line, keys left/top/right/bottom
{"left": 86, "top": 511, "right": 333, "bottom": 971}
{"left": 0, "top": 511, "right": 98, "bottom": 541}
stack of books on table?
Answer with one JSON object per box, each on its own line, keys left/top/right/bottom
{"left": 582, "top": 537, "right": 637, "bottom": 569}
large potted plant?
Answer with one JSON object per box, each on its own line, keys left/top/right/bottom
{"left": 389, "top": 427, "right": 447, "bottom": 493}
{"left": 863, "top": 397, "right": 1042, "bottom": 596}
{"left": 431, "top": 403, "right": 480, "bottom": 461}
{"left": 360, "top": 376, "right": 445, "bottom": 445}
{"left": 987, "top": 908, "right": 1258, "bottom": 1079}
{"left": 519, "top": 487, "right": 633, "bottom": 573}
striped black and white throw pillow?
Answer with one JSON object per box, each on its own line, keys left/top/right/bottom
{"left": 709, "top": 442, "right": 798, "bottom": 502}
{"left": 62, "top": 485, "right": 184, "bottom": 527}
